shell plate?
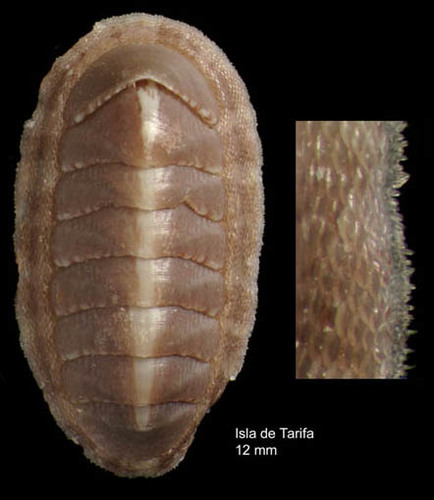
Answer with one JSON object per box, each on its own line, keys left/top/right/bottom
{"left": 14, "top": 14, "right": 263, "bottom": 477}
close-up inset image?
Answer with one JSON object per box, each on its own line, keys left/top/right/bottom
{"left": 296, "top": 121, "right": 413, "bottom": 379}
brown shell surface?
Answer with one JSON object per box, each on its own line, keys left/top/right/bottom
{"left": 14, "top": 14, "right": 263, "bottom": 477}
{"left": 296, "top": 121, "right": 412, "bottom": 379}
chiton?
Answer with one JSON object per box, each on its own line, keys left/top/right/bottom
{"left": 296, "top": 121, "right": 413, "bottom": 379}
{"left": 14, "top": 14, "right": 263, "bottom": 477}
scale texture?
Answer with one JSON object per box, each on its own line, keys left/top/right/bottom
{"left": 14, "top": 14, "right": 263, "bottom": 477}
{"left": 296, "top": 121, "right": 412, "bottom": 379}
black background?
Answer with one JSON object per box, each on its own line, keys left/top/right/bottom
{"left": 3, "top": 3, "right": 430, "bottom": 495}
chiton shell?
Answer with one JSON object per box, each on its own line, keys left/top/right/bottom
{"left": 296, "top": 121, "right": 412, "bottom": 379}
{"left": 14, "top": 14, "right": 263, "bottom": 477}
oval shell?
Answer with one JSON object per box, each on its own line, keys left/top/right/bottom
{"left": 14, "top": 14, "right": 263, "bottom": 477}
